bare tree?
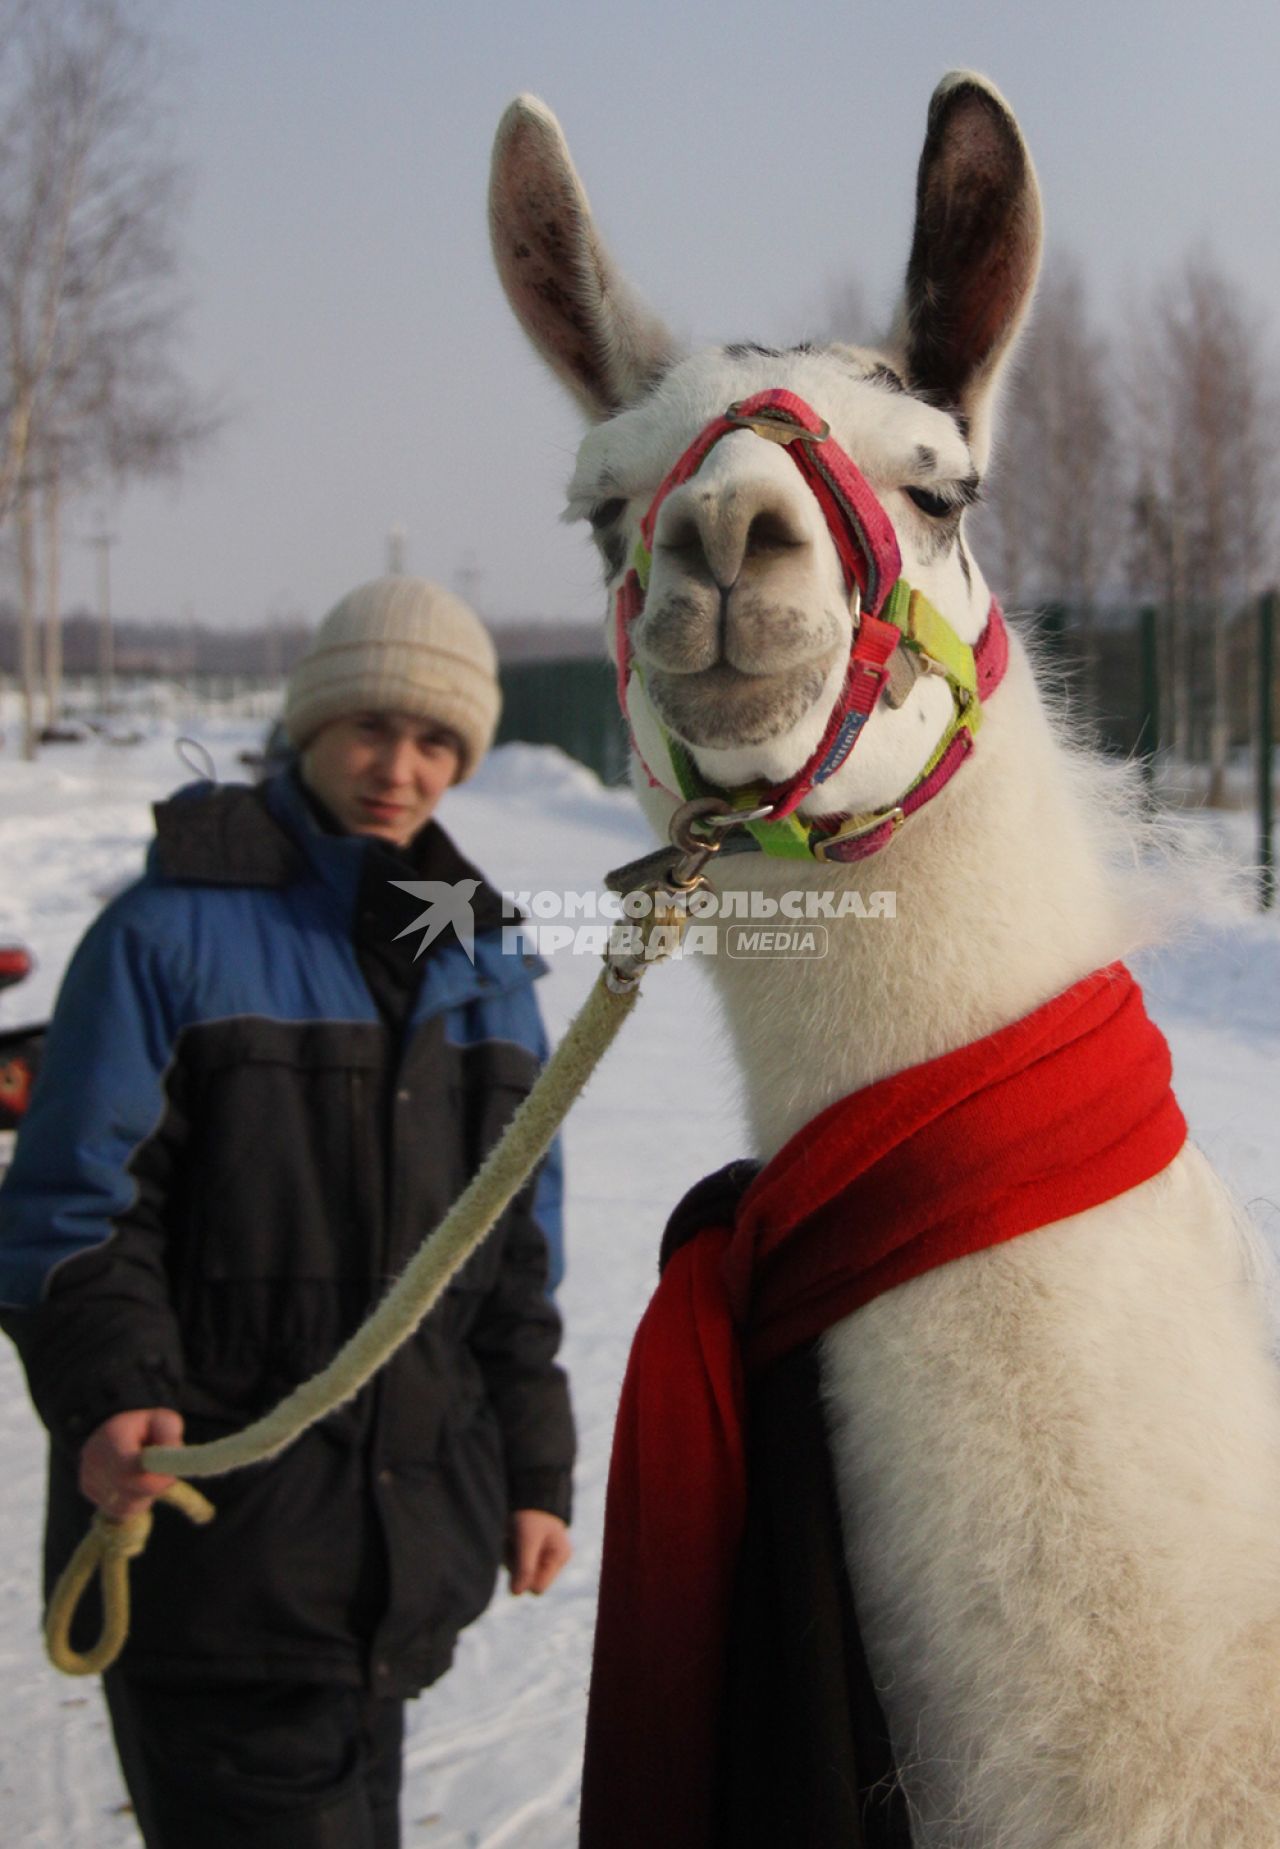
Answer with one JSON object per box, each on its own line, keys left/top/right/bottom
{"left": 0, "top": 0, "right": 217, "bottom": 753}
{"left": 971, "top": 337, "right": 1041, "bottom": 612}
{"left": 37, "top": 320, "right": 220, "bottom": 726}
{"left": 1127, "top": 253, "right": 1279, "bottom": 799}
{"left": 976, "top": 255, "right": 1123, "bottom": 693}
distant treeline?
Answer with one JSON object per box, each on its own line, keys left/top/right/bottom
{"left": 0, "top": 606, "right": 314, "bottom": 679}
{"left": 0, "top": 605, "right": 606, "bottom": 680}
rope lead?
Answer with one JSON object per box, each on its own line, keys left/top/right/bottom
{"left": 44, "top": 944, "right": 656, "bottom": 1675}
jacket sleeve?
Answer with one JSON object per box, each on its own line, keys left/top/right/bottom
{"left": 468, "top": 988, "right": 574, "bottom": 1523}
{"left": 0, "top": 898, "right": 191, "bottom": 1451}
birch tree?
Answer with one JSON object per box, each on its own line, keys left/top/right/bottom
{"left": 0, "top": 0, "right": 214, "bottom": 753}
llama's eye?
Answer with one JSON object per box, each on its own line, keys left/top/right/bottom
{"left": 905, "top": 485, "right": 957, "bottom": 519}
{"left": 589, "top": 498, "right": 627, "bottom": 531}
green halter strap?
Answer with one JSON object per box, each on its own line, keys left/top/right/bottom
{"left": 641, "top": 579, "right": 998, "bottom": 863}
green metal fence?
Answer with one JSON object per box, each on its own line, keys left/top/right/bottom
{"left": 1032, "top": 598, "right": 1279, "bottom": 767}
{"left": 1028, "top": 595, "right": 1278, "bottom": 908}
{"left": 496, "top": 658, "right": 630, "bottom": 788}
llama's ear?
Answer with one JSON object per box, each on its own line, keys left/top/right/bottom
{"left": 892, "top": 73, "right": 1042, "bottom": 467}
{"left": 489, "top": 96, "right": 680, "bottom": 420}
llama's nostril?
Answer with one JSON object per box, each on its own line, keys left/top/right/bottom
{"left": 656, "top": 480, "right": 811, "bottom": 591}
{"left": 745, "top": 509, "right": 805, "bottom": 557}
{"left": 658, "top": 515, "right": 705, "bottom": 563}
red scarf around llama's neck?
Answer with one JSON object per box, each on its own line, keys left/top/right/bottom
{"left": 579, "top": 963, "right": 1186, "bottom": 1849}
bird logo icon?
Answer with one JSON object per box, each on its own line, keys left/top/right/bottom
{"left": 389, "top": 879, "right": 481, "bottom": 962}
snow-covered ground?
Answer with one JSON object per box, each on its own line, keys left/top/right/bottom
{"left": 0, "top": 712, "right": 1277, "bottom": 1846}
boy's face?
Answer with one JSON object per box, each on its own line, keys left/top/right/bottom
{"left": 301, "top": 711, "right": 463, "bottom": 847}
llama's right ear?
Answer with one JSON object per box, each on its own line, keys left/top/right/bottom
{"left": 892, "top": 73, "right": 1042, "bottom": 469}
{"left": 489, "top": 96, "right": 680, "bottom": 421}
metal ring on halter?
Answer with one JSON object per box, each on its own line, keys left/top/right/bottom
{"left": 702, "top": 803, "right": 775, "bottom": 828}
{"left": 668, "top": 797, "right": 733, "bottom": 855}
{"left": 666, "top": 799, "right": 730, "bottom": 887}
{"left": 666, "top": 796, "right": 776, "bottom": 888}
{"left": 669, "top": 797, "right": 777, "bottom": 845}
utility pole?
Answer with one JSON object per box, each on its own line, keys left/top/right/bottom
{"left": 43, "top": 457, "right": 63, "bottom": 729}
{"left": 1139, "top": 606, "right": 1160, "bottom": 798}
{"left": 184, "top": 602, "right": 198, "bottom": 713}
{"left": 88, "top": 530, "right": 117, "bottom": 716}
{"left": 455, "top": 554, "right": 482, "bottom": 610}
{"left": 264, "top": 611, "right": 282, "bottom": 682}
{"left": 1259, "top": 589, "right": 1275, "bottom": 912}
{"left": 17, "top": 487, "right": 38, "bottom": 760}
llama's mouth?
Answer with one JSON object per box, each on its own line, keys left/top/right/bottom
{"left": 643, "top": 649, "right": 841, "bottom": 750}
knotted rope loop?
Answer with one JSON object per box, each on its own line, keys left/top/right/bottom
{"left": 45, "top": 1481, "right": 215, "bottom": 1677}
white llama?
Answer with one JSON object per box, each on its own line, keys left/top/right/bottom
{"left": 490, "top": 74, "right": 1280, "bottom": 1847}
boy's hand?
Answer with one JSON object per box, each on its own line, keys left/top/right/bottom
{"left": 506, "top": 1509, "right": 571, "bottom": 1595}
{"left": 79, "top": 1408, "right": 185, "bottom": 1522}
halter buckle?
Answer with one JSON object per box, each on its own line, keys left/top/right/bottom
{"left": 811, "top": 805, "right": 905, "bottom": 861}
{"left": 724, "top": 402, "right": 830, "bottom": 447}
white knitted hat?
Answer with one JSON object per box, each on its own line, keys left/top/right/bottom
{"left": 284, "top": 577, "right": 501, "bottom": 779}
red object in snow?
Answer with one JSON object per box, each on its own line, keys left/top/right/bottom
{"left": 0, "top": 945, "right": 34, "bottom": 993}
{"left": 0, "top": 944, "right": 41, "bottom": 1131}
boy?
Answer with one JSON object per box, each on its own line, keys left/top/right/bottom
{"left": 0, "top": 577, "right": 574, "bottom": 1848}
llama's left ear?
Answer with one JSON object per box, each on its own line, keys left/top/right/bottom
{"left": 489, "top": 96, "right": 680, "bottom": 420}
{"left": 892, "top": 73, "right": 1043, "bottom": 468}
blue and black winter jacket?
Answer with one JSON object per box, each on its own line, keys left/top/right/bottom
{"left": 0, "top": 771, "right": 573, "bottom": 1693}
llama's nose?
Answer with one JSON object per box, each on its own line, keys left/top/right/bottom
{"left": 654, "top": 476, "right": 810, "bottom": 591}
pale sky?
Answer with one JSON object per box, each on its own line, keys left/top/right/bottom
{"left": 45, "top": 0, "right": 1280, "bottom": 631}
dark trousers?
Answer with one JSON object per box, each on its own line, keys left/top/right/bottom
{"left": 103, "top": 1673, "right": 405, "bottom": 1849}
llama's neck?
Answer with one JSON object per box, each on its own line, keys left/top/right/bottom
{"left": 701, "top": 642, "right": 1134, "bottom": 1158}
